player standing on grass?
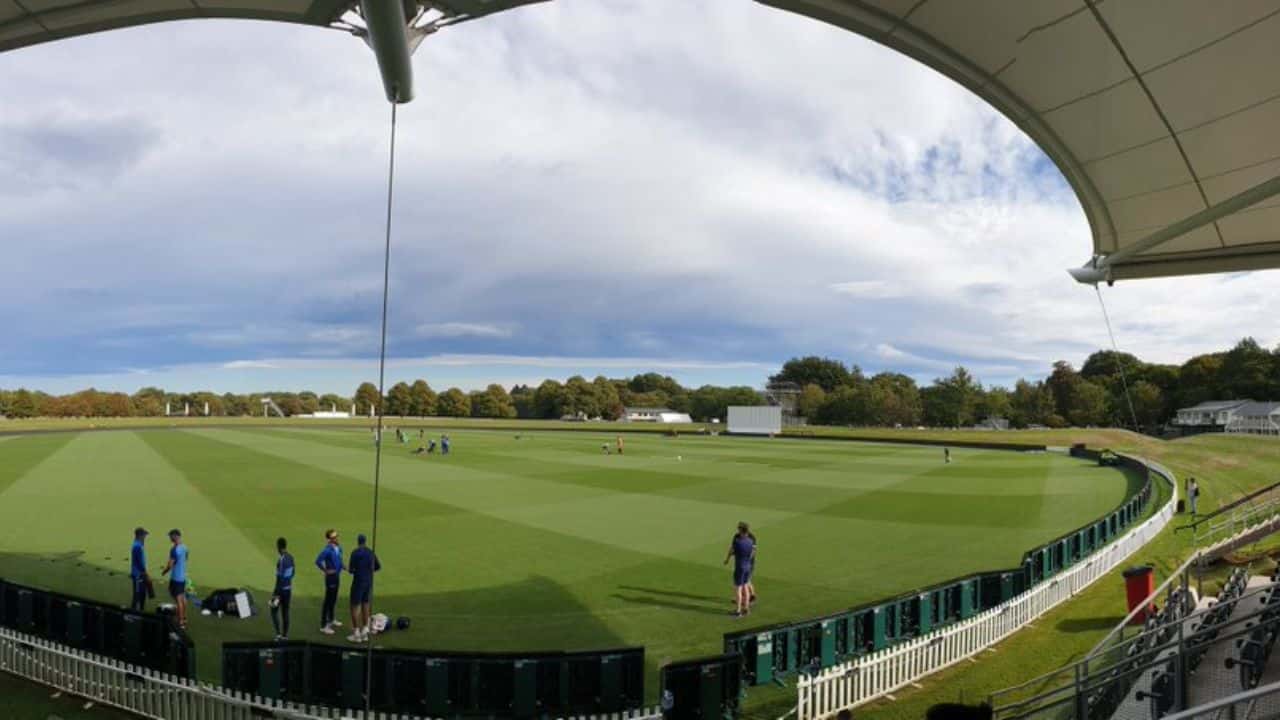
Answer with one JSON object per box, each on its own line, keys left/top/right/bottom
{"left": 347, "top": 534, "right": 381, "bottom": 642}
{"left": 316, "top": 529, "right": 343, "bottom": 634}
{"left": 722, "top": 522, "right": 755, "bottom": 617}
{"left": 129, "top": 527, "right": 150, "bottom": 612}
{"left": 160, "top": 529, "right": 189, "bottom": 629}
{"left": 271, "top": 537, "right": 295, "bottom": 640}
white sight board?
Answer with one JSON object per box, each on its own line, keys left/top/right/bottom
{"left": 727, "top": 406, "right": 781, "bottom": 435}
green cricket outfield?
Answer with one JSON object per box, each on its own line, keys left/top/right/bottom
{"left": 0, "top": 427, "right": 1139, "bottom": 686}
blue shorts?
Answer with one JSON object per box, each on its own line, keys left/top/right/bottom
{"left": 168, "top": 580, "right": 186, "bottom": 599}
{"left": 734, "top": 566, "right": 753, "bottom": 587}
{"left": 351, "top": 583, "right": 372, "bottom": 605}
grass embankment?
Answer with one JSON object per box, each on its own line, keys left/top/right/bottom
{"left": 740, "top": 431, "right": 1280, "bottom": 720}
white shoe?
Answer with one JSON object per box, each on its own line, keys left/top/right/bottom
{"left": 347, "top": 632, "right": 364, "bottom": 643}
{"left": 330, "top": 620, "right": 343, "bottom": 627}
{"left": 320, "top": 626, "right": 335, "bottom": 635}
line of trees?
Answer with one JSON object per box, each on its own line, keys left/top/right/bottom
{"left": 0, "top": 373, "right": 762, "bottom": 423}
{"left": 769, "top": 338, "right": 1280, "bottom": 429}
{"left": 3, "top": 338, "right": 1277, "bottom": 427}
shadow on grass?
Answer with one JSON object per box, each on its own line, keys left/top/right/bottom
{"left": 616, "top": 585, "right": 725, "bottom": 603}
{"left": 1055, "top": 615, "right": 1125, "bottom": 633}
{"left": 0, "top": 552, "right": 657, "bottom": 692}
{"left": 611, "top": 592, "right": 727, "bottom": 617}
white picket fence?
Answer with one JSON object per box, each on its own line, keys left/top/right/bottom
{"left": 796, "top": 457, "right": 1177, "bottom": 720}
{"left": 0, "top": 626, "right": 662, "bottom": 720}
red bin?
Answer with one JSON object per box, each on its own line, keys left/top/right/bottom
{"left": 1123, "top": 565, "right": 1155, "bottom": 624}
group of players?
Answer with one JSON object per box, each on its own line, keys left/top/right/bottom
{"left": 128, "top": 526, "right": 381, "bottom": 643}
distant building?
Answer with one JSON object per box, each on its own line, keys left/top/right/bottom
{"left": 1225, "top": 402, "right": 1280, "bottom": 436}
{"left": 973, "top": 416, "right": 1010, "bottom": 431}
{"left": 1173, "top": 400, "right": 1251, "bottom": 435}
{"left": 621, "top": 407, "right": 692, "bottom": 424}
{"left": 296, "top": 404, "right": 355, "bottom": 419}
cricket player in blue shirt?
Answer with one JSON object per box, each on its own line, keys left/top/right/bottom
{"left": 347, "top": 533, "right": 381, "bottom": 643}
{"left": 129, "top": 527, "right": 150, "bottom": 611}
{"left": 271, "top": 537, "right": 295, "bottom": 640}
{"left": 315, "top": 529, "right": 344, "bottom": 634}
{"left": 160, "top": 528, "right": 190, "bottom": 629}
{"left": 723, "top": 522, "right": 756, "bottom": 618}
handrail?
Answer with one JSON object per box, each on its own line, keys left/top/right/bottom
{"left": 1086, "top": 550, "right": 1201, "bottom": 659}
{"left": 1161, "top": 678, "right": 1280, "bottom": 719}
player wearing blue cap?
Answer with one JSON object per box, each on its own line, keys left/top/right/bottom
{"left": 129, "top": 527, "right": 150, "bottom": 611}
{"left": 347, "top": 533, "right": 381, "bottom": 643}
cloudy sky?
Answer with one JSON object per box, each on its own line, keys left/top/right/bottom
{"left": 1, "top": 0, "right": 1277, "bottom": 396}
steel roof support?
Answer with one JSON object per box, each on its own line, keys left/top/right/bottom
{"left": 360, "top": 0, "right": 415, "bottom": 103}
{"left": 1070, "top": 174, "right": 1280, "bottom": 284}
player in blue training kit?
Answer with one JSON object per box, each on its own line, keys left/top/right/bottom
{"left": 315, "top": 529, "right": 344, "bottom": 634}
{"left": 271, "top": 537, "right": 295, "bottom": 640}
{"left": 723, "top": 522, "right": 756, "bottom": 617}
{"left": 129, "top": 527, "right": 150, "bottom": 611}
{"left": 347, "top": 533, "right": 382, "bottom": 642}
{"left": 160, "top": 529, "right": 190, "bottom": 628}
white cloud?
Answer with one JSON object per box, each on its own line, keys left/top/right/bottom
{"left": 222, "top": 360, "right": 278, "bottom": 369}
{"left": 415, "top": 323, "right": 513, "bottom": 339}
{"left": 1, "top": 0, "right": 1277, "bottom": 391}
{"left": 831, "top": 281, "right": 906, "bottom": 300}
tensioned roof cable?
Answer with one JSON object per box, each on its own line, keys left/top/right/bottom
{"left": 1094, "top": 285, "right": 1140, "bottom": 432}
{"left": 364, "top": 97, "right": 399, "bottom": 710}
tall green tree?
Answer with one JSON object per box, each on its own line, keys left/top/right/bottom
{"left": 1129, "top": 380, "right": 1165, "bottom": 428}
{"left": 795, "top": 384, "right": 826, "bottom": 421}
{"left": 385, "top": 382, "right": 413, "bottom": 416}
{"left": 470, "top": 384, "right": 516, "bottom": 418}
{"left": 437, "top": 388, "right": 471, "bottom": 417}
{"left": 1065, "top": 379, "right": 1109, "bottom": 426}
{"left": 1009, "top": 379, "right": 1054, "bottom": 428}
{"left": 510, "top": 385, "right": 537, "bottom": 419}
{"left": 408, "top": 380, "right": 436, "bottom": 416}
{"left": 1046, "top": 361, "right": 1081, "bottom": 418}
{"left": 563, "top": 376, "right": 605, "bottom": 418}
{"left": 8, "top": 389, "right": 39, "bottom": 418}
{"left": 866, "top": 373, "right": 922, "bottom": 426}
{"left": 1220, "top": 338, "right": 1275, "bottom": 399}
{"left": 593, "top": 377, "right": 623, "bottom": 420}
{"left": 922, "top": 367, "right": 981, "bottom": 427}
{"left": 976, "top": 386, "right": 1013, "bottom": 422}
{"left": 354, "top": 382, "right": 381, "bottom": 416}
{"left": 1176, "top": 353, "right": 1225, "bottom": 407}
{"left": 770, "top": 356, "right": 857, "bottom": 392}
{"left": 534, "top": 380, "right": 565, "bottom": 419}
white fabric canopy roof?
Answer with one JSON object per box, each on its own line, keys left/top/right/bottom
{"left": 3, "top": 0, "right": 1278, "bottom": 282}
